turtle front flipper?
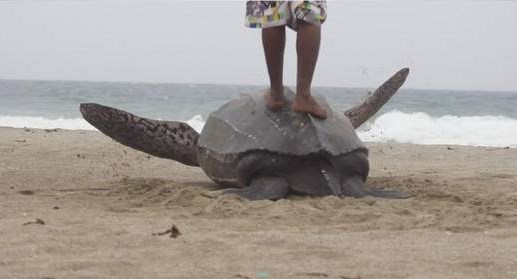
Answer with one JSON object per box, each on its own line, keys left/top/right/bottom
{"left": 345, "top": 68, "right": 410, "bottom": 129}
{"left": 224, "top": 176, "right": 289, "bottom": 201}
{"left": 80, "top": 103, "right": 199, "bottom": 167}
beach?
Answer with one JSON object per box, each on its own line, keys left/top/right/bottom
{"left": 1, "top": 126, "right": 516, "bottom": 278}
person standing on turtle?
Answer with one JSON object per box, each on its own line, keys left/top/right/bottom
{"left": 246, "top": 0, "right": 327, "bottom": 119}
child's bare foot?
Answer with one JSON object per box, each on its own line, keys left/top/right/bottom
{"left": 292, "top": 94, "right": 327, "bottom": 119}
{"left": 264, "top": 89, "right": 285, "bottom": 111}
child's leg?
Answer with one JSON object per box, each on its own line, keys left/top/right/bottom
{"left": 293, "top": 20, "right": 327, "bottom": 119}
{"left": 262, "top": 25, "right": 286, "bottom": 111}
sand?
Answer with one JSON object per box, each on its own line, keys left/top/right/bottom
{"left": 1, "top": 126, "right": 516, "bottom": 279}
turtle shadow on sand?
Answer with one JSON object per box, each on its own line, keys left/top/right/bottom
{"left": 80, "top": 68, "right": 410, "bottom": 201}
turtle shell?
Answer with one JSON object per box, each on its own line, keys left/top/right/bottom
{"left": 198, "top": 88, "right": 366, "bottom": 157}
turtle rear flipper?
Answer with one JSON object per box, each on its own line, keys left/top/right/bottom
{"left": 223, "top": 176, "right": 289, "bottom": 201}
{"left": 80, "top": 103, "right": 199, "bottom": 167}
{"left": 364, "top": 187, "right": 411, "bottom": 199}
{"left": 341, "top": 176, "right": 410, "bottom": 199}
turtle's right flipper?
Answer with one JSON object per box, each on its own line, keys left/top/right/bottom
{"left": 80, "top": 103, "right": 199, "bottom": 166}
{"left": 344, "top": 68, "right": 410, "bottom": 129}
{"left": 223, "top": 176, "right": 289, "bottom": 201}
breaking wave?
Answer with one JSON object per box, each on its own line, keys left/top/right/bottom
{"left": 1, "top": 111, "right": 516, "bottom": 148}
{"left": 0, "top": 115, "right": 206, "bottom": 132}
{"left": 358, "top": 110, "right": 517, "bottom": 148}
{"left": 0, "top": 116, "right": 95, "bottom": 130}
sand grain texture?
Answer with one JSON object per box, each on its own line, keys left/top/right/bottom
{"left": 1, "top": 127, "right": 516, "bottom": 278}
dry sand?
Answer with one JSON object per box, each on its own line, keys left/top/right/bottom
{"left": 1, "top": 127, "right": 516, "bottom": 279}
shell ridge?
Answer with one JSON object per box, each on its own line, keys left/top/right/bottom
{"left": 199, "top": 91, "right": 365, "bottom": 157}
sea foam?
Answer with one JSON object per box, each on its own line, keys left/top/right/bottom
{"left": 358, "top": 110, "right": 517, "bottom": 148}
{"left": 0, "top": 116, "right": 95, "bottom": 131}
{"left": 1, "top": 111, "right": 516, "bottom": 148}
{"left": 0, "top": 115, "right": 204, "bottom": 132}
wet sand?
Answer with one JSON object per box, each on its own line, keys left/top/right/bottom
{"left": 1, "top": 127, "right": 516, "bottom": 278}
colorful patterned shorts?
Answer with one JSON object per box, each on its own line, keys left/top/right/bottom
{"left": 245, "top": 1, "right": 327, "bottom": 30}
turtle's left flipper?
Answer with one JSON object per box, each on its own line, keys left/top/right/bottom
{"left": 223, "top": 176, "right": 289, "bottom": 201}
{"left": 80, "top": 103, "right": 199, "bottom": 166}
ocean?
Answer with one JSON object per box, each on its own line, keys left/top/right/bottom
{"left": 1, "top": 79, "right": 516, "bottom": 148}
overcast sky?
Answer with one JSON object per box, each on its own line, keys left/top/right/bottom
{"left": 1, "top": 0, "right": 516, "bottom": 91}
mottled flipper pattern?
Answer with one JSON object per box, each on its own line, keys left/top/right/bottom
{"left": 80, "top": 103, "right": 199, "bottom": 166}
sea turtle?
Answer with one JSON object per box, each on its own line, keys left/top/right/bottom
{"left": 80, "top": 68, "right": 410, "bottom": 200}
